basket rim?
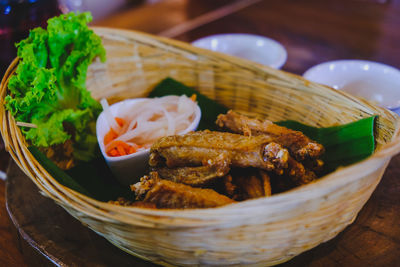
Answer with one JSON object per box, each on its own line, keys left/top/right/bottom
{"left": 2, "top": 28, "right": 400, "bottom": 225}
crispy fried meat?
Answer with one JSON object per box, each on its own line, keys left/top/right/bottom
{"left": 131, "top": 172, "right": 235, "bottom": 209}
{"left": 123, "top": 112, "right": 326, "bottom": 209}
{"left": 150, "top": 130, "right": 290, "bottom": 174}
{"left": 216, "top": 110, "right": 324, "bottom": 161}
{"left": 154, "top": 152, "right": 230, "bottom": 186}
{"left": 217, "top": 169, "right": 272, "bottom": 201}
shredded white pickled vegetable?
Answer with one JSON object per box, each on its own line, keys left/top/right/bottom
{"left": 100, "top": 98, "right": 121, "bottom": 134}
{"left": 100, "top": 95, "right": 198, "bottom": 150}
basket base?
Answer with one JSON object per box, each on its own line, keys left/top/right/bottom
{"left": 5, "top": 158, "right": 400, "bottom": 266}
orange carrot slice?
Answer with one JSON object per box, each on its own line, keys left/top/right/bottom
{"left": 104, "top": 117, "right": 143, "bottom": 156}
{"left": 116, "top": 145, "right": 126, "bottom": 156}
{"left": 107, "top": 140, "right": 130, "bottom": 152}
{"left": 106, "top": 140, "right": 138, "bottom": 157}
{"left": 115, "top": 117, "right": 125, "bottom": 127}
{"left": 104, "top": 128, "right": 117, "bottom": 145}
{"left": 109, "top": 148, "right": 119, "bottom": 157}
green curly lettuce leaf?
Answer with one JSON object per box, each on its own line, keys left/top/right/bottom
{"left": 5, "top": 12, "right": 105, "bottom": 161}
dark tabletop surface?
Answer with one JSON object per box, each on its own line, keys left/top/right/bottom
{"left": 1, "top": 0, "right": 400, "bottom": 266}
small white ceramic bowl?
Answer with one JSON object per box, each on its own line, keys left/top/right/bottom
{"left": 303, "top": 60, "right": 400, "bottom": 110}
{"left": 96, "top": 98, "right": 201, "bottom": 185}
{"left": 191, "top": 33, "right": 287, "bottom": 69}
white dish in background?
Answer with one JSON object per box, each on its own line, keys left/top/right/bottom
{"left": 191, "top": 33, "right": 287, "bottom": 69}
{"left": 303, "top": 60, "right": 400, "bottom": 110}
{"left": 96, "top": 98, "right": 201, "bottom": 185}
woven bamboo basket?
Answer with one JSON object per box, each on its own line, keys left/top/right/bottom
{"left": 1, "top": 27, "right": 400, "bottom": 266}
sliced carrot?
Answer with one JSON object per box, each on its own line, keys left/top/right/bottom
{"left": 104, "top": 117, "right": 125, "bottom": 146}
{"left": 106, "top": 140, "right": 130, "bottom": 152}
{"left": 106, "top": 140, "right": 140, "bottom": 157}
{"left": 104, "top": 128, "right": 117, "bottom": 145}
{"left": 115, "top": 117, "right": 125, "bottom": 127}
{"left": 190, "top": 94, "right": 197, "bottom": 102}
{"left": 109, "top": 148, "right": 119, "bottom": 157}
{"left": 116, "top": 145, "right": 126, "bottom": 156}
{"left": 105, "top": 124, "right": 143, "bottom": 156}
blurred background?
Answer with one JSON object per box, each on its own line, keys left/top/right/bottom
{"left": 2, "top": 0, "right": 399, "bottom": 78}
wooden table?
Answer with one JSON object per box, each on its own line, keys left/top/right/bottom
{"left": 2, "top": 0, "right": 400, "bottom": 266}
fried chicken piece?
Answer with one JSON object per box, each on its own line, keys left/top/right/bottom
{"left": 221, "top": 174, "right": 238, "bottom": 198}
{"left": 155, "top": 165, "right": 228, "bottom": 186}
{"left": 150, "top": 130, "right": 289, "bottom": 174}
{"left": 216, "top": 110, "right": 324, "bottom": 161}
{"left": 235, "top": 173, "right": 265, "bottom": 200}
{"left": 108, "top": 197, "right": 157, "bottom": 208}
{"left": 216, "top": 169, "right": 272, "bottom": 201}
{"left": 285, "top": 157, "right": 317, "bottom": 184}
{"left": 131, "top": 172, "right": 235, "bottom": 209}
{"left": 131, "top": 202, "right": 157, "bottom": 208}
{"left": 108, "top": 197, "right": 157, "bottom": 209}
{"left": 108, "top": 197, "right": 133, "bottom": 206}
{"left": 259, "top": 170, "right": 272, "bottom": 197}
{"left": 154, "top": 152, "right": 230, "bottom": 186}
{"left": 232, "top": 169, "right": 272, "bottom": 200}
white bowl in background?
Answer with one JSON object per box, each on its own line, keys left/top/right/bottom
{"left": 192, "top": 33, "right": 287, "bottom": 69}
{"left": 96, "top": 98, "right": 201, "bottom": 185}
{"left": 303, "top": 60, "right": 400, "bottom": 110}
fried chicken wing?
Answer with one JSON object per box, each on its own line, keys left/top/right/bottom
{"left": 108, "top": 198, "right": 157, "bottom": 208}
{"left": 150, "top": 130, "right": 289, "bottom": 174}
{"left": 236, "top": 173, "right": 265, "bottom": 199}
{"left": 131, "top": 172, "right": 235, "bottom": 209}
{"left": 216, "top": 110, "right": 324, "bottom": 161}
{"left": 232, "top": 169, "right": 272, "bottom": 200}
{"left": 215, "top": 169, "right": 272, "bottom": 201}
{"left": 154, "top": 153, "right": 230, "bottom": 186}
{"left": 113, "top": 110, "right": 326, "bottom": 210}
{"left": 259, "top": 170, "right": 272, "bottom": 197}
{"left": 154, "top": 165, "right": 228, "bottom": 187}
{"left": 220, "top": 174, "right": 238, "bottom": 199}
